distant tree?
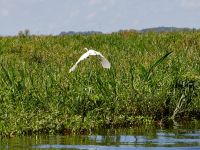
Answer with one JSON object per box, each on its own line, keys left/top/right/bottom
{"left": 18, "top": 29, "right": 30, "bottom": 37}
{"left": 59, "top": 31, "right": 103, "bottom": 35}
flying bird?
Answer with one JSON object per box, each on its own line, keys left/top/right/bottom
{"left": 69, "top": 48, "right": 111, "bottom": 73}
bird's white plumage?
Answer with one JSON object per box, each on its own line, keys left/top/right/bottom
{"left": 69, "top": 48, "right": 110, "bottom": 73}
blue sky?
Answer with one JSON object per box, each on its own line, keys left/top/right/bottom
{"left": 1, "top": 0, "right": 200, "bottom": 35}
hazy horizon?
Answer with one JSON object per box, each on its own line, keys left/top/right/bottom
{"left": 1, "top": 0, "right": 200, "bottom": 36}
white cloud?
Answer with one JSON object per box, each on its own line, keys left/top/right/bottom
{"left": 86, "top": 0, "right": 116, "bottom": 21}
{"left": 69, "top": 9, "right": 80, "bottom": 18}
{"left": 86, "top": 12, "right": 97, "bottom": 20}
{"left": 132, "top": 20, "right": 140, "bottom": 26}
{"left": 88, "top": 0, "right": 115, "bottom": 6}
{"left": 88, "top": 0, "right": 102, "bottom": 5}
{"left": 0, "top": 8, "right": 9, "bottom": 17}
{"left": 179, "top": 0, "right": 200, "bottom": 9}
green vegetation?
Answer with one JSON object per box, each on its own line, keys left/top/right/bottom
{"left": 0, "top": 31, "right": 200, "bottom": 136}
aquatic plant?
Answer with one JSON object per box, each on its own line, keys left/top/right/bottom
{"left": 0, "top": 31, "right": 199, "bottom": 136}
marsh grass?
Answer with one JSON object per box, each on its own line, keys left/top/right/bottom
{"left": 0, "top": 32, "right": 199, "bottom": 136}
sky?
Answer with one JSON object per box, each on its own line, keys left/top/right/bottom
{"left": 1, "top": 0, "right": 200, "bottom": 35}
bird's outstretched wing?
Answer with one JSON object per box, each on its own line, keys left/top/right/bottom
{"left": 99, "top": 56, "right": 111, "bottom": 68}
{"left": 94, "top": 51, "right": 111, "bottom": 69}
{"left": 69, "top": 51, "right": 92, "bottom": 73}
{"left": 69, "top": 49, "right": 110, "bottom": 73}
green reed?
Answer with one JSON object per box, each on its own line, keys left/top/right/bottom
{"left": 0, "top": 31, "right": 199, "bottom": 136}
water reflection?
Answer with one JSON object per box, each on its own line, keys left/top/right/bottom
{"left": 86, "top": 129, "right": 200, "bottom": 147}
{"left": 0, "top": 127, "right": 200, "bottom": 150}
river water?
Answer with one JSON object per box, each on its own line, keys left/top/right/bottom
{"left": 0, "top": 125, "right": 199, "bottom": 150}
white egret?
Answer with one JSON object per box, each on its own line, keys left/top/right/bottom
{"left": 69, "top": 48, "right": 111, "bottom": 73}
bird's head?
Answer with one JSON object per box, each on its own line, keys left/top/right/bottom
{"left": 84, "top": 47, "right": 89, "bottom": 51}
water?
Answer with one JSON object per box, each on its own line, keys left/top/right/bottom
{"left": 0, "top": 126, "right": 199, "bottom": 150}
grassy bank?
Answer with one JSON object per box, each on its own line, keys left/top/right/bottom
{"left": 0, "top": 31, "right": 200, "bottom": 136}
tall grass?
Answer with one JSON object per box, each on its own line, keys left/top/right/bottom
{"left": 0, "top": 31, "right": 199, "bottom": 136}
